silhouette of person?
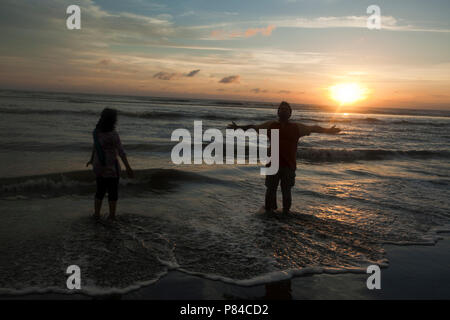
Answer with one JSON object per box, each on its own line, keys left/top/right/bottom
{"left": 86, "top": 108, "right": 134, "bottom": 220}
{"left": 228, "top": 101, "right": 340, "bottom": 213}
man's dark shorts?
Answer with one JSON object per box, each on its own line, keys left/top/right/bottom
{"left": 265, "top": 166, "right": 296, "bottom": 189}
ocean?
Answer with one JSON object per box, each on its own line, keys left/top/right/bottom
{"left": 0, "top": 90, "right": 449, "bottom": 296}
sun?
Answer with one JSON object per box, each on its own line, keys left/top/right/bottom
{"left": 329, "top": 83, "right": 368, "bottom": 105}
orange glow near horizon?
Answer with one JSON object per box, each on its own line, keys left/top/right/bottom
{"left": 329, "top": 83, "right": 369, "bottom": 106}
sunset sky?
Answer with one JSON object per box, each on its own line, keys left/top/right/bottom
{"left": 0, "top": 0, "right": 449, "bottom": 109}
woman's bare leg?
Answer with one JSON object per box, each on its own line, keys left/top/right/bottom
{"left": 107, "top": 201, "right": 117, "bottom": 220}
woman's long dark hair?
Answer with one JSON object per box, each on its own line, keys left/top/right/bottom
{"left": 96, "top": 108, "right": 117, "bottom": 132}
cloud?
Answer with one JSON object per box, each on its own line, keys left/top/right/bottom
{"left": 1, "top": 0, "right": 448, "bottom": 103}
{"left": 146, "top": 44, "right": 233, "bottom": 51}
{"left": 219, "top": 75, "right": 240, "bottom": 84}
{"left": 0, "top": 0, "right": 202, "bottom": 59}
{"left": 153, "top": 72, "right": 180, "bottom": 80}
{"left": 251, "top": 88, "right": 268, "bottom": 93}
{"left": 210, "top": 25, "right": 276, "bottom": 40}
{"left": 271, "top": 15, "right": 397, "bottom": 29}
{"left": 185, "top": 69, "right": 200, "bottom": 77}
{"left": 195, "top": 16, "right": 450, "bottom": 35}
{"left": 267, "top": 16, "right": 450, "bottom": 33}
{"left": 202, "top": 14, "right": 449, "bottom": 40}
{"left": 97, "top": 59, "right": 112, "bottom": 66}
{"left": 153, "top": 69, "right": 200, "bottom": 80}
{"left": 245, "top": 25, "right": 276, "bottom": 37}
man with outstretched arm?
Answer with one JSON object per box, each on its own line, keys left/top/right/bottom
{"left": 227, "top": 101, "right": 340, "bottom": 214}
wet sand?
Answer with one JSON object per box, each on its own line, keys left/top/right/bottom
{"left": 2, "top": 235, "right": 449, "bottom": 300}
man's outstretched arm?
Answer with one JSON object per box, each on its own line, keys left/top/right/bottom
{"left": 227, "top": 120, "right": 275, "bottom": 131}
{"left": 297, "top": 123, "right": 341, "bottom": 137}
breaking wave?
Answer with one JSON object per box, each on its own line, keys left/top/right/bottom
{"left": 297, "top": 148, "right": 450, "bottom": 162}
{"left": 0, "top": 168, "right": 227, "bottom": 198}
{"left": 4, "top": 106, "right": 448, "bottom": 128}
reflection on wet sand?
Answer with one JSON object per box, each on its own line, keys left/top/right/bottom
{"left": 263, "top": 280, "right": 292, "bottom": 300}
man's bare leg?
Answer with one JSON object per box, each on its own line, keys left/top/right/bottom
{"left": 281, "top": 186, "right": 292, "bottom": 214}
{"left": 94, "top": 198, "right": 102, "bottom": 219}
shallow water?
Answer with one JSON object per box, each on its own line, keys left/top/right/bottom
{"left": 0, "top": 90, "right": 449, "bottom": 295}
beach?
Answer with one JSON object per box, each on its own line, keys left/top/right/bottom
{"left": 0, "top": 90, "right": 449, "bottom": 299}
{"left": 3, "top": 235, "right": 449, "bottom": 300}
{"left": 126, "top": 234, "right": 450, "bottom": 300}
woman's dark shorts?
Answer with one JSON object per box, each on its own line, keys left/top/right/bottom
{"left": 95, "top": 177, "right": 119, "bottom": 201}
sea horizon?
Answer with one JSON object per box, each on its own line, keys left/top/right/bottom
{"left": 1, "top": 88, "right": 450, "bottom": 118}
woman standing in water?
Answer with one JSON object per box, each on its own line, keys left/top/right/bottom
{"left": 86, "top": 108, "right": 134, "bottom": 220}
